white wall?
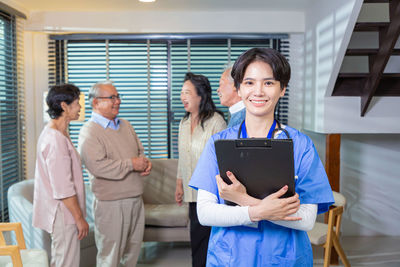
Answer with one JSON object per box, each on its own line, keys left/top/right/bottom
{"left": 302, "top": 0, "right": 400, "bottom": 133}
{"left": 288, "top": 33, "right": 305, "bottom": 129}
{"left": 306, "top": 132, "right": 400, "bottom": 236}
{"left": 25, "top": 10, "right": 305, "bottom": 33}
{"left": 24, "top": 32, "right": 49, "bottom": 178}
{"left": 324, "top": 97, "right": 400, "bottom": 133}
{"left": 303, "top": 0, "right": 363, "bottom": 133}
{"left": 340, "top": 134, "right": 400, "bottom": 236}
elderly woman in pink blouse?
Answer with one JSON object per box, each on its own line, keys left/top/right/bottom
{"left": 32, "top": 84, "right": 88, "bottom": 267}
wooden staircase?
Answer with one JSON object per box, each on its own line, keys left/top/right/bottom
{"left": 332, "top": 0, "right": 400, "bottom": 116}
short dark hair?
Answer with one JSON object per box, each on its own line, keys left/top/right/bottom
{"left": 183, "top": 72, "right": 223, "bottom": 129}
{"left": 231, "top": 48, "right": 291, "bottom": 90}
{"left": 46, "top": 84, "right": 80, "bottom": 119}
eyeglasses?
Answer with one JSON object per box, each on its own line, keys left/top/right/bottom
{"left": 96, "top": 94, "right": 122, "bottom": 102}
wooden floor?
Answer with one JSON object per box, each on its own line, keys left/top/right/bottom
{"left": 137, "top": 236, "right": 400, "bottom": 267}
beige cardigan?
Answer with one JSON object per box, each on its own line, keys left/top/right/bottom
{"left": 177, "top": 112, "right": 226, "bottom": 202}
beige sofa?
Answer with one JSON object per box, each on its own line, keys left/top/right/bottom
{"left": 142, "top": 158, "right": 190, "bottom": 242}
{"left": 8, "top": 158, "right": 189, "bottom": 267}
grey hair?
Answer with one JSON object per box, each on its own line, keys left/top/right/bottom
{"left": 223, "top": 62, "right": 235, "bottom": 82}
{"left": 88, "top": 80, "right": 114, "bottom": 106}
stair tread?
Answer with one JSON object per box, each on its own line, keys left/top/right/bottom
{"left": 363, "top": 0, "right": 389, "bottom": 3}
{"left": 354, "top": 22, "right": 390, "bottom": 31}
{"left": 338, "top": 73, "right": 400, "bottom": 78}
{"left": 346, "top": 48, "right": 400, "bottom": 55}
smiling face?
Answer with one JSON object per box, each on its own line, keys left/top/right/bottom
{"left": 63, "top": 98, "right": 81, "bottom": 121}
{"left": 93, "top": 84, "right": 121, "bottom": 120}
{"left": 238, "top": 60, "right": 286, "bottom": 120}
{"left": 180, "top": 80, "right": 201, "bottom": 115}
{"left": 217, "top": 69, "right": 240, "bottom": 107}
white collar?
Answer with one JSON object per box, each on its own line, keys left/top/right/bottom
{"left": 229, "top": 101, "right": 245, "bottom": 114}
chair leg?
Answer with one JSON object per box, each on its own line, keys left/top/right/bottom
{"left": 332, "top": 233, "right": 351, "bottom": 267}
{"left": 330, "top": 247, "right": 339, "bottom": 265}
{"left": 323, "top": 239, "right": 334, "bottom": 267}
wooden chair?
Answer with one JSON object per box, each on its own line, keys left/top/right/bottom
{"left": 308, "top": 191, "right": 351, "bottom": 267}
{"left": 0, "top": 222, "right": 49, "bottom": 267}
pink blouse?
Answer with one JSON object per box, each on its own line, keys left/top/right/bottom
{"left": 32, "top": 126, "right": 86, "bottom": 233}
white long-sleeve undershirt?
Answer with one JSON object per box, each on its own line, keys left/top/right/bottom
{"left": 197, "top": 189, "right": 317, "bottom": 231}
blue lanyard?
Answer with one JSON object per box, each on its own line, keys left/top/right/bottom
{"left": 240, "top": 119, "right": 277, "bottom": 139}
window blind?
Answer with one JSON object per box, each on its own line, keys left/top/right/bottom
{"left": 0, "top": 12, "right": 25, "bottom": 222}
{"left": 108, "top": 41, "right": 168, "bottom": 158}
{"left": 170, "top": 40, "right": 230, "bottom": 158}
{"left": 48, "top": 35, "right": 289, "bottom": 165}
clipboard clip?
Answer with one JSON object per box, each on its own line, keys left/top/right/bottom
{"left": 235, "top": 139, "right": 272, "bottom": 148}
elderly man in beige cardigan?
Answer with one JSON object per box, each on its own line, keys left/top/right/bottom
{"left": 78, "top": 80, "right": 152, "bottom": 267}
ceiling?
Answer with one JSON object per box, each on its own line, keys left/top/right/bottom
{"left": 12, "top": 0, "right": 316, "bottom": 12}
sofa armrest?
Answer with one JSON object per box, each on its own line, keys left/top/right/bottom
{"left": 8, "top": 195, "right": 51, "bottom": 258}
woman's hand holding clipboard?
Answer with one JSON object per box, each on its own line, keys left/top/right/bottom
{"left": 216, "top": 171, "right": 301, "bottom": 222}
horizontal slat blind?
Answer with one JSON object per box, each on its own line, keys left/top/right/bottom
{"left": 276, "top": 39, "right": 290, "bottom": 123}
{"left": 0, "top": 11, "right": 24, "bottom": 222}
{"left": 170, "top": 41, "right": 231, "bottom": 158}
{"left": 170, "top": 42, "right": 188, "bottom": 158}
{"left": 170, "top": 39, "right": 277, "bottom": 158}
{"left": 48, "top": 40, "right": 66, "bottom": 87}
{"left": 48, "top": 35, "right": 289, "bottom": 165}
{"left": 66, "top": 41, "right": 107, "bottom": 179}
{"left": 66, "top": 41, "right": 169, "bottom": 179}
{"left": 108, "top": 41, "right": 168, "bottom": 158}
{"left": 16, "top": 17, "right": 25, "bottom": 183}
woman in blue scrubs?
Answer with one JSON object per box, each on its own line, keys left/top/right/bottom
{"left": 189, "top": 48, "right": 334, "bottom": 267}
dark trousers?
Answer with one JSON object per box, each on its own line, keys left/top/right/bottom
{"left": 189, "top": 202, "right": 211, "bottom": 267}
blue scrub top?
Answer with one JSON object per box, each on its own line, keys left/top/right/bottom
{"left": 189, "top": 124, "right": 334, "bottom": 267}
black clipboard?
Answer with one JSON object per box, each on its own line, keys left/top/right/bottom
{"left": 215, "top": 134, "right": 295, "bottom": 205}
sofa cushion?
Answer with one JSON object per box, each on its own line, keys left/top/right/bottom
{"left": 0, "top": 249, "right": 49, "bottom": 267}
{"left": 144, "top": 203, "right": 189, "bottom": 227}
{"left": 144, "top": 226, "right": 190, "bottom": 242}
{"left": 142, "top": 159, "right": 178, "bottom": 205}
